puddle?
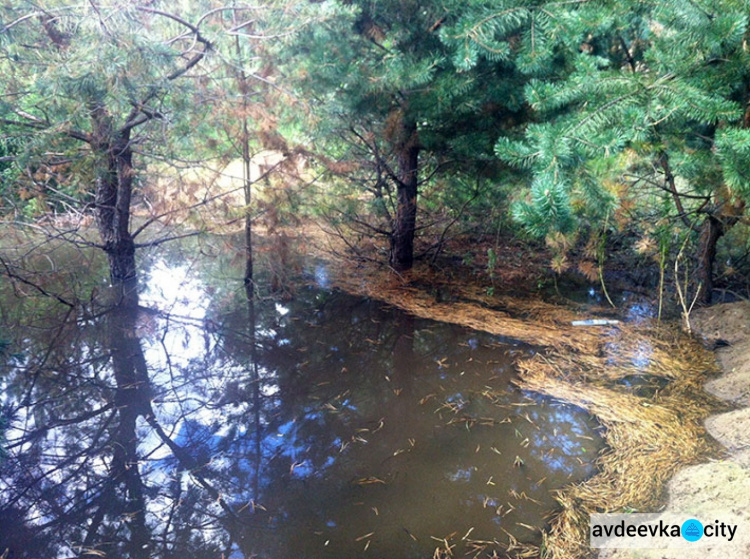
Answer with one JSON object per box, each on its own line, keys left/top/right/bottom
{"left": 0, "top": 240, "right": 603, "bottom": 558}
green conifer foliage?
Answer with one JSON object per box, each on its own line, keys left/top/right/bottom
{"left": 0, "top": 1, "right": 215, "bottom": 284}
{"left": 288, "top": 0, "right": 528, "bottom": 270}
{"left": 460, "top": 0, "right": 749, "bottom": 301}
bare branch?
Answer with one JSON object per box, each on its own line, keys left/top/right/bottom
{"left": 120, "top": 7, "right": 213, "bottom": 134}
{"left": 427, "top": 191, "right": 479, "bottom": 265}
{"left": 136, "top": 7, "right": 203, "bottom": 37}
{"left": 134, "top": 230, "right": 201, "bottom": 249}
{"left": 131, "top": 160, "right": 284, "bottom": 239}
{"left": 658, "top": 152, "right": 702, "bottom": 232}
{"left": 0, "top": 255, "right": 76, "bottom": 308}
{"left": 0, "top": 116, "right": 91, "bottom": 143}
{"left": 0, "top": 12, "right": 42, "bottom": 34}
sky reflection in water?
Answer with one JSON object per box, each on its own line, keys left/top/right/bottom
{"left": 0, "top": 249, "right": 603, "bottom": 559}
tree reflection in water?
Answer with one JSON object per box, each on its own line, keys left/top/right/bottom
{"left": 0, "top": 257, "right": 602, "bottom": 558}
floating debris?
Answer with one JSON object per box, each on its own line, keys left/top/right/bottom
{"left": 307, "top": 251, "right": 722, "bottom": 559}
{"left": 355, "top": 477, "right": 386, "bottom": 485}
{"left": 571, "top": 319, "right": 620, "bottom": 326}
{"left": 355, "top": 531, "right": 375, "bottom": 542}
{"left": 516, "top": 522, "right": 538, "bottom": 532}
{"left": 403, "top": 528, "right": 418, "bottom": 541}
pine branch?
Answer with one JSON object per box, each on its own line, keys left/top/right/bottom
{"left": 0, "top": 12, "right": 41, "bottom": 34}
{"left": 658, "top": 152, "right": 702, "bottom": 232}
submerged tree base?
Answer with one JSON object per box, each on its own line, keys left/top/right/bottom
{"left": 310, "top": 237, "right": 728, "bottom": 559}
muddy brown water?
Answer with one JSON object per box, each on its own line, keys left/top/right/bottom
{"left": 0, "top": 240, "right": 603, "bottom": 558}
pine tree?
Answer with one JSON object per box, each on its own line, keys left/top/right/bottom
{"left": 0, "top": 2, "right": 213, "bottom": 289}
{"left": 471, "top": 0, "right": 750, "bottom": 303}
{"left": 287, "top": 0, "right": 528, "bottom": 271}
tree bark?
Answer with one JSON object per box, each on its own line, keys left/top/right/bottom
{"left": 92, "top": 106, "right": 137, "bottom": 290}
{"left": 390, "top": 120, "right": 420, "bottom": 272}
{"left": 695, "top": 195, "right": 746, "bottom": 305}
{"left": 695, "top": 215, "right": 723, "bottom": 305}
{"left": 234, "top": 29, "right": 254, "bottom": 289}
{"left": 242, "top": 118, "right": 254, "bottom": 287}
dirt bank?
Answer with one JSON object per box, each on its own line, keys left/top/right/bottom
{"left": 600, "top": 301, "right": 750, "bottom": 559}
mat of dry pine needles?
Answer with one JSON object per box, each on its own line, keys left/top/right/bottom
{"left": 313, "top": 253, "right": 727, "bottom": 559}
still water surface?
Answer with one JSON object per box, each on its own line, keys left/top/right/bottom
{"left": 0, "top": 241, "right": 602, "bottom": 558}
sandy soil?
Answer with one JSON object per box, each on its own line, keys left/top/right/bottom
{"left": 600, "top": 301, "right": 750, "bottom": 559}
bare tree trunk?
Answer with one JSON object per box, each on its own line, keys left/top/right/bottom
{"left": 243, "top": 118, "right": 254, "bottom": 287}
{"left": 694, "top": 182, "right": 747, "bottom": 306}
{"left": 696, "top": 215, "right": 723, "bottom": 306}
{"left": 695, "top": 197, "right": 745, "bottom": 305}
{"left": 390, "top": 120, "right": 419, "bottom": 272}
{"left": 234, "top": 29, "right": 254, "bottom": 289}
{"left": 92, "top": 107, "right": 137, "bottom": 293}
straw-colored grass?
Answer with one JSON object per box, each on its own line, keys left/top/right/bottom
{"left": 327, "top": 261, "right": 605, "bottom": 353}
{"left": 309, "top": 241, "right": 727, "bottom": 559}
{"left": 520, "top": 333, "right": 725, "bottom": 559}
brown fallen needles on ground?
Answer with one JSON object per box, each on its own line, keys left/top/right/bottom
{"left": 316, "top": 250, "right": 727, "bottom": 559}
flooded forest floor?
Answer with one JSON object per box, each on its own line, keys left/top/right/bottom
{"left": 2, "top": 218, "right": 748, "bottom": 559}
{"left": 305, "top": 228, "right": 749, "bottom": 559}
